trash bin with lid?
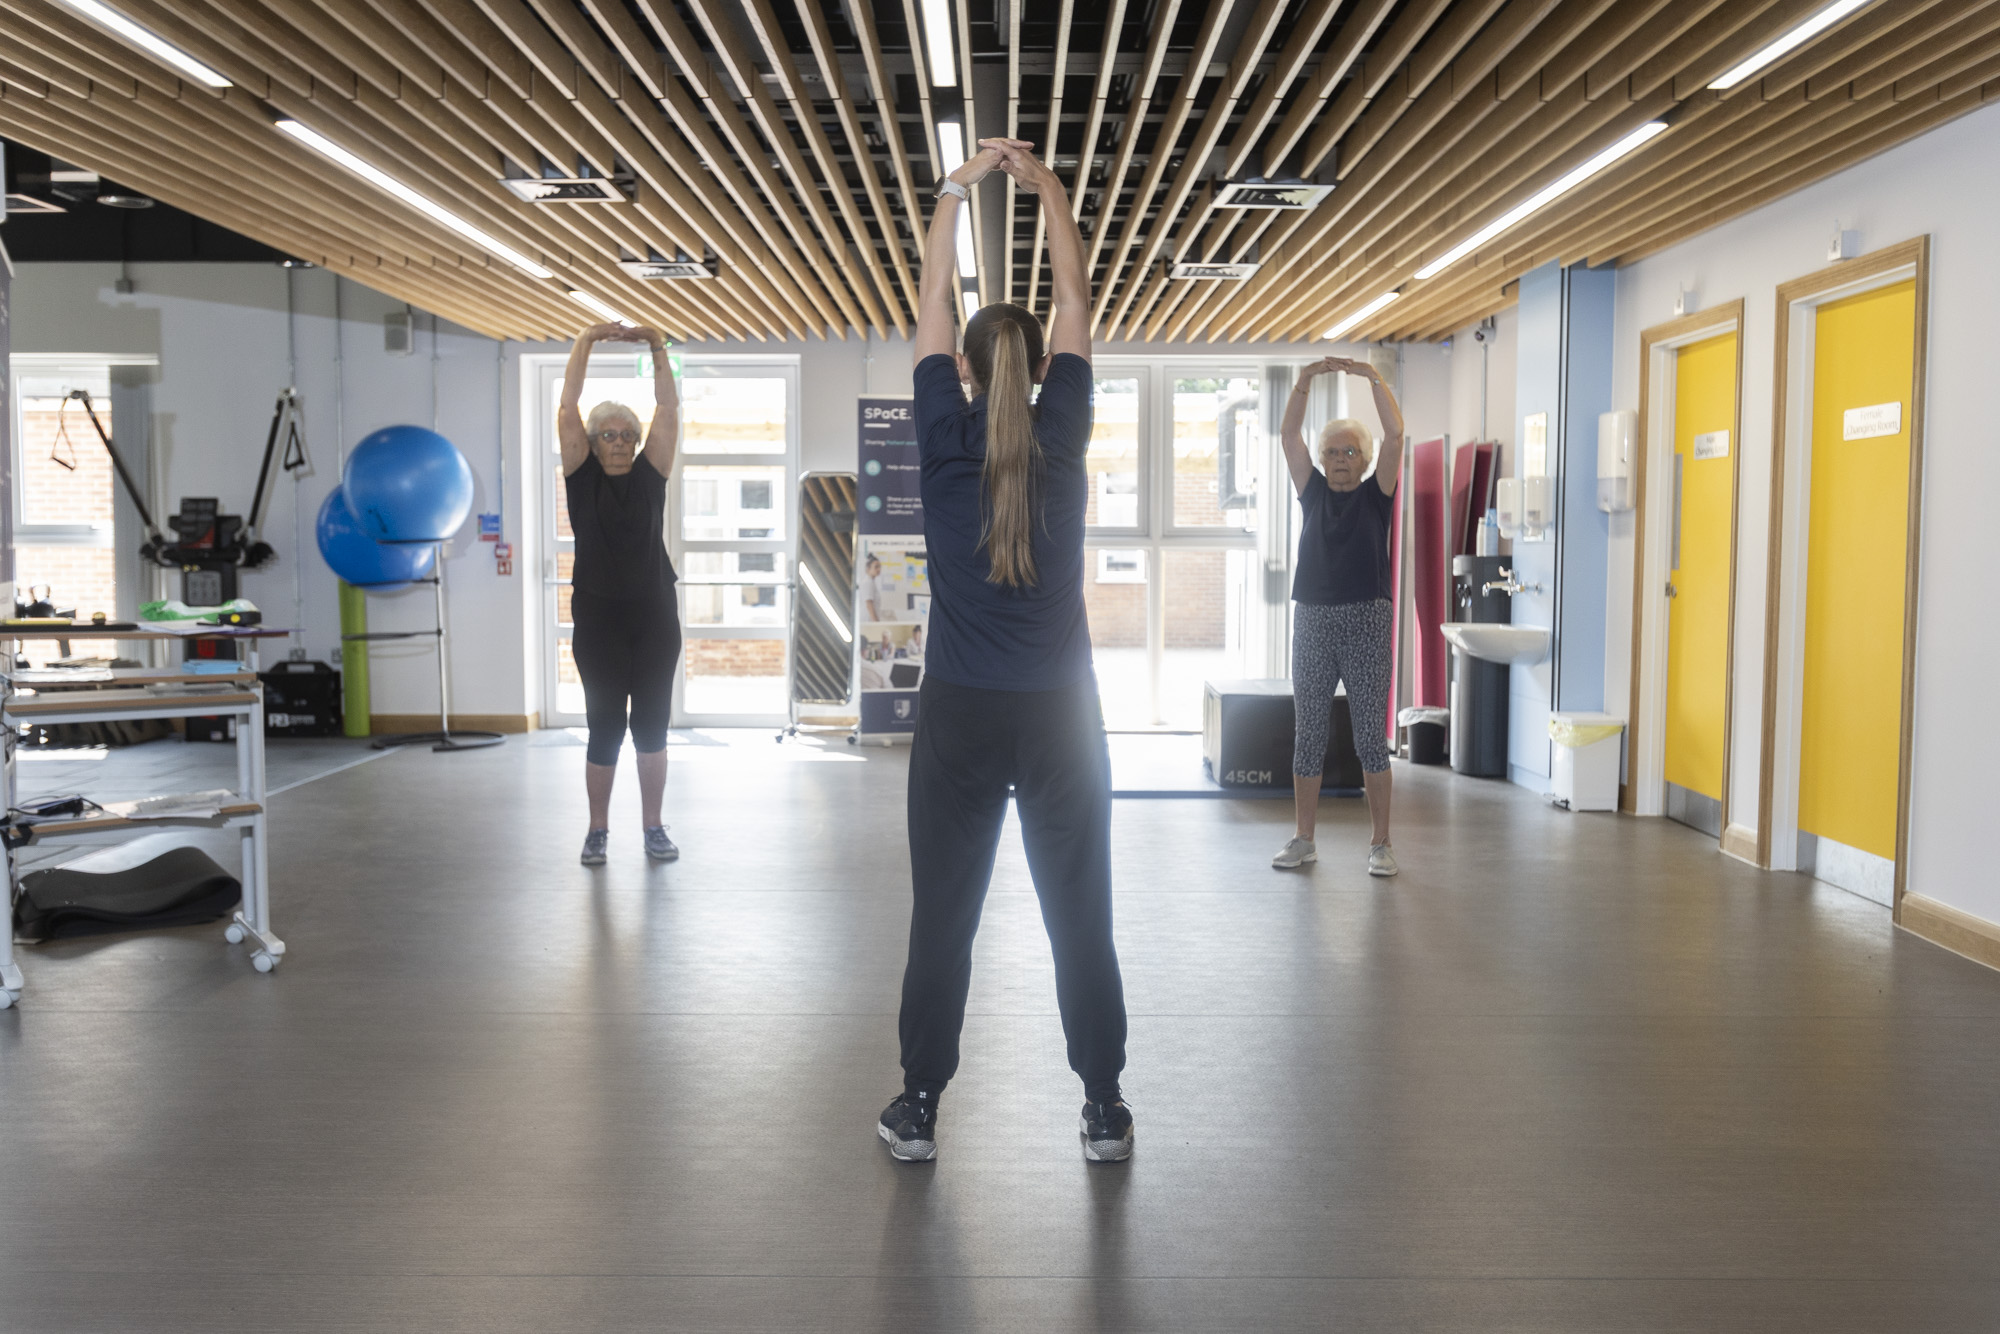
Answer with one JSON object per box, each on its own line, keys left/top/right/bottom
{"left": 1398, "top": 705, "right": 1450, "bottom": 765}
{"left": 1548, "top": 712, "right": 1625, "bottom": 811}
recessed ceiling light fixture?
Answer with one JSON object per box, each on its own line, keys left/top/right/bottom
{"left": 1323, "top": 290, "right": 1401, "bottom": 342}
{"left": 1413, "top": 121, "right": 1669, "bottom": 281}
{"left": 920, "top": 0, "right": 957, "bottom": 87}
{"left": 935, "top": 122, "right": 977, "bottom": 278}
{"left": 567, "top": 290, "right": 634, "bottom": 325}
{"left": 53, "top": 0, "right": 231, "bottom": 88}
{"left": 274, "top": 118, "right": 555, "bottom": 280}
{"left": 1709, "top": 0, "right": 1872, "bottom": 90}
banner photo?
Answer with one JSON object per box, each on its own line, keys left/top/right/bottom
{"left": 856, "top": 396, "right": 927, "bottom": 737}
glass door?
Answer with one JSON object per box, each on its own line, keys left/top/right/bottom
{"left": 1082, "top": 362, "right": 1269, "bottom": 730}
{"left": 537, "top": 354, "right": 799, "bottom": 730}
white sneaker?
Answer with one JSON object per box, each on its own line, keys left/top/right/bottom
{"left": 1272, "top": 836, "right": 1317, "bottom": 869}
{"left": 1368, "top": 843, "right": 1399, "bottom": 877}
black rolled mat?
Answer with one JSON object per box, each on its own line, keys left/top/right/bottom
{"left": 13, "top": 846, "right": 241, "bottom": 942}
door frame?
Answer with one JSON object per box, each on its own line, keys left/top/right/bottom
{"left": 1624, "top": 301, "right": 1746, "bottom": 828}
{"left": 668, "top": 354, "right": 800, "bottom": 728}
{"left": 1757, "top": 236, "right": 1930, "bottom": 919}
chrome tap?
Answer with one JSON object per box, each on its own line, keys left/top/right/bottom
{"left": 1482, "top": 565, "right": 1543, "bottom": 597}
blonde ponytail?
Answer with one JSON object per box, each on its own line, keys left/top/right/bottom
{"left": 968, "top": 308, "right": 1045, "bottom": 588}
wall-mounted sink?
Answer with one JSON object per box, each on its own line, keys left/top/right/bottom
{"left": 1441, "top": 622, "right": 1551, "bottom": 666}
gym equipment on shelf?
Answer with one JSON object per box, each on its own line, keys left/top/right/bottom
{"left": 315, "top": 487, "right": 436, "bottom": 590}
{"left": 341, "top": 424, "right": 475, "bottom": 543}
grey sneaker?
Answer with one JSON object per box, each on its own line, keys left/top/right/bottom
{"left": 1368, "top": 843, "right": 1399, "bottom": 877}
{"left": 580, "top": 828, "right": 608, "bottom": 866}
{"left": 1272, "top": 836, "right": 1317, "bottom": 869}
{"left": 644, "top": 825, "right": 679, "bottom": 862}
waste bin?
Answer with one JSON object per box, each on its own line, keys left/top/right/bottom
{"left": 1549, "top": 712, "right": 1624, "bottom": 811}
{"left": 1398, "top": 706, "right": 1450, "bottom": 765}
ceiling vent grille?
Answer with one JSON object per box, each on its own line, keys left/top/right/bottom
{"left": 1169, "top": 261, "right": 1261, "bottom": 280}
{"left": 620, "top": 258, "right": 716, "bottom": 280}
{"left": 500, "top": 176, "right": 629, "bottom": 203}
{"left": 1212, "top": 182, "right": 1334, "bottom": 210}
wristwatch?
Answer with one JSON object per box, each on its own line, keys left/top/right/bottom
{"left": 935, "top": 178, "right": 970, "bottom": 200}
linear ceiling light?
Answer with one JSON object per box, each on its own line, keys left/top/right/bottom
{"left": 274, "top": 118, "right": 555, "bottom": 280}
{"left": 1323, "top": 291, "right": 1400, "bottom": 342}
{"left": 1709, "top": 0, "right": 1872, "bottom": 90}
{"left": 567, "top": 290, "right": 634, "bottom": 325}
{"left": 961, "top": 288, "right": 981, "bottom": 324}
{"left": 920, "top": 0, "right": 957, "bottom": 87}
{"left": 1413, "top": 121, "right": 1669, "bottom": 280}
{"left": 935, "top": 122, "right": 977, "bottom": 277}
{"left": 55, "top": 0, "right": 231, "bottom": 87}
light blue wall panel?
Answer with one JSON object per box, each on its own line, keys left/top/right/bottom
{"left": 1557, "top": 264, "right": 1615, "bottom": 714}
{"left": 1509, "top": 262, "right": 1562, "bottom": 786}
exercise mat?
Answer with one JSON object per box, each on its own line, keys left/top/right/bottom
{"left": 13, "top": 846, "right": 241, "bottom": 941}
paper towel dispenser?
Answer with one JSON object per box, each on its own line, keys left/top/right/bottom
{"left": 1598, "top": 409, "right": 1636, "bottom": 512}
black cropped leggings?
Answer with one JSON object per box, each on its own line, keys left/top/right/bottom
{"left": 571, "top": 590, "right": 682, "bottom": 766}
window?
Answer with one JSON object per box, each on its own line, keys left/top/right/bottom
{"left": 739, "top": 479, "right": 772, "bottom": 509}
{"left": 11, "top": 363, "right": 125, "bottom": 663}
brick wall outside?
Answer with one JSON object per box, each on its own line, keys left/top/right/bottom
{"left": 20, "top": 402, "right": 117, "bottom": 525}
{"left": 1082, "top": 572, "right": 1145, "bottom": 649}
{"left": 1163, "top": 549, "right": 1226, "bottom": 649}
{"left": 686, "top": 638, "right": 784, "bottom": 678}
{"left": 15, "top": 405, "right": 120, "bottom": 663}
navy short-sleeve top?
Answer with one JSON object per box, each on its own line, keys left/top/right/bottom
{"left": 912, "top": 351, "right": 1095, "bottom": 692}
{"left": 1292, "top": 470, "right": 1395, "bottom": 606}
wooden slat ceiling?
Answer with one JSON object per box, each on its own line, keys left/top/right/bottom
{"left": 2, "top": 0, "right": 1995, "bottom": 344}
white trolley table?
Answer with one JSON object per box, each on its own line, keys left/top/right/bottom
{"left": 1, "top": 628, "right": 291, "bottom": 1008}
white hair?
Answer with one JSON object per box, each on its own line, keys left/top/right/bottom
{"left": 1318, "top": 417, "right": 1377, "bottom": 469}
{"left": 585, "top": 400, "right": 642, "bottom": 436}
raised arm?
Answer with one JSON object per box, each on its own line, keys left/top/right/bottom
{"left": 1335, "top": 356, "right": 1406, "bottom": 494}
{"left": 1282, "top": 358, "right": 1334, "bottom": 495}
{"left": 634, "top": 327, "right": 680, "bottom": 479}
{"left": 996, "top": 143, "right": 1088, "bottom": 363}
{"left": 558, "top": 323, "right": 628, "bottom": 476}
{"left": 914, "top": 145, "right": 1010, "bottom": 365}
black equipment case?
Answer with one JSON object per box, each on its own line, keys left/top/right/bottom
{"left": 258, "top": 660, "right": 343, "bottom": 737}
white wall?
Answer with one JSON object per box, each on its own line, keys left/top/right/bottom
{"left": 10, "top": 263, "right": 529, "bottom": 717}
{"left": 1441, "top": 306, "right": 1519, "bottom": 461}
{"left": 1606, "top": 100, "right": 2000, "bottom": 928}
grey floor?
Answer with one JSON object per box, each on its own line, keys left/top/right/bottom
{"left": 3, "top": 730, "right": 1999, "bottom": 1332}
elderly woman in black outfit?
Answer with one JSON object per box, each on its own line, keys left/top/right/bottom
{"left": 1271, "top": 356, "right": 1405, "bottom": 877}
{"left": 558, "top": 322, "right": 682, "bottom": 866}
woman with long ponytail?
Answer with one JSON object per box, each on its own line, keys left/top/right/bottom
{"left": 875, "top": 138, "right": 1132, "bottom": 1166}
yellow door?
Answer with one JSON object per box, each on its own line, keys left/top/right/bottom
{"left": 1662, "top": 332, "right": 1737, "bottom": 803}
{"left": 1798, "top": 280, "right": 1916, "bottom": 861}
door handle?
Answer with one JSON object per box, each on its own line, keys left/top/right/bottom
{"left": 1665, "top": 582, "right": 1678, "bottom": 599}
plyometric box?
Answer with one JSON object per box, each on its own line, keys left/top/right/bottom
{"left": 1202, "top": 679, "right": 1364, "bottom": 791}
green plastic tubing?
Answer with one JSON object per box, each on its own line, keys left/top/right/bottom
{"left": 338, "top": 580, "right": 370, "bottom": 738}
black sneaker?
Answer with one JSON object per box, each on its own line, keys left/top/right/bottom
{"left": 1080, "top": 1099, "right": 1134, "bottom": 1163}
{"left": 877, "top": 1094, "right": 938, "bottom": 1161}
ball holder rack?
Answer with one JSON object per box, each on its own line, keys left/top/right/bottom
{"left": 344, "top": 540, "right": 502, "bottom": 753}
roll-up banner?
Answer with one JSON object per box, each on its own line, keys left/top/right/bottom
{"left": 856, "top": 395, "right": 927, "bottom": 741}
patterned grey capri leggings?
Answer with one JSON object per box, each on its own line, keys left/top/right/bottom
{"left": 1292, "top": 598, "right": 1394, "bottom": 777}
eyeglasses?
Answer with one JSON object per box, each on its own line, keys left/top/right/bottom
{"left": 1324, "top": 446, "right": 1363, "bottom": 460}
{"left": 594, "top": 429, "right": 640, "bottom": 444}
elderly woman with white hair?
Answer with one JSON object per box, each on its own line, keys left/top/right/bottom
{"left": 1271, "top": 356, "right": 1406, "bottom": 876}
{"left": 558, "top": 321, "right": 682, "bottom": 866}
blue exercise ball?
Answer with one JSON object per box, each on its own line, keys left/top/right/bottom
{"left": 341, "top": 424, "right": 475, "bottom": 543}
{"left": 316, "top": 487, "right": 436, "bottom": 590}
